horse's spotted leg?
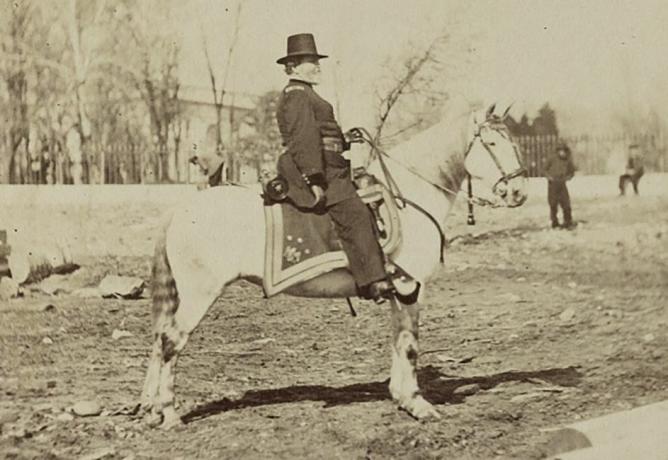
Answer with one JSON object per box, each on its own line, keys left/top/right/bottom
{"left": 140, "top": 333, "right": 162, "bottom": 412}
{"left": 155, "top": 286, "right": 222, "bottom": 430}
{"left": 157, "top": 324, "right": 188, "bottom": 430}
{"left": 388, "top": 297, "right": 440, "bottom": 420}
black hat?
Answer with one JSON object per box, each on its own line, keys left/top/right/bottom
{"left": 276, "top": 33, "right": 328, "bottom": 65}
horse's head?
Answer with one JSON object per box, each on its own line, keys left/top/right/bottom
{"left": 464, "top": 104, "right": 528, "bottom": 207}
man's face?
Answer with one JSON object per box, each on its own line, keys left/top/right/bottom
{"left": 292, "top": 57, "right": 321, "bottom": 85}
{"left": 558, "top": 148, "right": 567, "bottom": 159}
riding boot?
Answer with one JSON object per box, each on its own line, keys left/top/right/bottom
{"left": 365, "top": 280, "right": 394, "bottom": 303}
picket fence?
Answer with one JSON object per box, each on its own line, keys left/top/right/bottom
{"left": 515, "top": 132, "right": 667, "bottom": 177}
{"left": 5, "top": 133, "right": 667, "bottom": 184}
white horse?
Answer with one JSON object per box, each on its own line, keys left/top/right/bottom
{"left": 141, "top": 102, "right": 528, "bottom": 429}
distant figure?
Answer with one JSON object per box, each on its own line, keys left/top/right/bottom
{"left": 618, "top": 144, "right": 644, "bottom": 195}
{"left": 544, "top": 143, "right": 576, "bottom": 229}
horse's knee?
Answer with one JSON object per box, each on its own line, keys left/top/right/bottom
{"left": 395, "top": 329, "right": 418, "bottom": 350}
{"left": 405, "top": 344, "right": 418, "bottom": 366}
{"left": 161, "top": 332, "right": 177, "bottom": 362}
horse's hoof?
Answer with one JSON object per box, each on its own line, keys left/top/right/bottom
{"left": 138, "top": 400, "right": 153, "bottom": 415}
{"left": 159, "top": 408, "right": 184, "bottom": 430}
{"left": 160, "top": 416, "right": 184, "bottom": 430}
{"left": 145, "top": 410, "right": 163, "bottom": 428}
{"left": 403, "top": 396, "right": 441, "bottom": 421}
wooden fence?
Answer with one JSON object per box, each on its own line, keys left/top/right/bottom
{"left": 2, "top": 142, "right": 197, "bottom": 185}
{"left": 515, "top": 132, "right": 668, "bottom": 177}
{"left": 4, "top": 132, "right": 667, "bottom": 184}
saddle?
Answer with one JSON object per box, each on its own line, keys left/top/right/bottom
{"left": 262, "top": 176, "right": 403, "bottom": 297}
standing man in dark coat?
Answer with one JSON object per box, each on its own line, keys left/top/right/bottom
{"left": 619, "top": 144, "right": 645, "bottom": 195}
{"left": 544, "top": 143, "right": 576, "bottom": 229}
{"left": 274, "top": 33, "right": 392, "bottom": 301}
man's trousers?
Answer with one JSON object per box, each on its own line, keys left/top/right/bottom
{"left": 619, "top": 171, "right": 644, "bottom": 195}
{"left": 327, "top": 196, "right": 387, "bottom": 288}
{"left": 548, "top": 180, "right": 572, "bottom": 226}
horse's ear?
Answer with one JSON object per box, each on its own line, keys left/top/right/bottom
{"left": 486, "top": 103, "right": 497, "bottom": 119}
{"left": 502, "top": 103, "right": 514, "bottom": 120}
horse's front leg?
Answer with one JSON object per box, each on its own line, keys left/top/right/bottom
{"left": 388, "top": 297, "right": 440, "bottom": 420}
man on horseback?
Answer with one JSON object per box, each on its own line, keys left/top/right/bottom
{"left": 275, "top": 33, "right": 392, "bottom": 301}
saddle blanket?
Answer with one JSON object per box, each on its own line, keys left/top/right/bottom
{"left": 263, "top": 184, "right": 400, "bottom": 297}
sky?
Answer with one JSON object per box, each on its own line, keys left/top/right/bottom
{"left": 177, "top": 0, "right": 668, "bottom": 132}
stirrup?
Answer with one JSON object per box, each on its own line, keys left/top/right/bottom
{"left": 385, "top": 262, "right": 420, "bottom": 304}
{"left": 392, "top": 275, "right": 419, "bottom": 297}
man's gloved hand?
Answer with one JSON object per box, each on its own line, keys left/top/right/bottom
{"left": 344, "top": 127, "right": 364, "bottom": 144}
{"left": 310, "top": 185, "right": 326, "bottom": 207}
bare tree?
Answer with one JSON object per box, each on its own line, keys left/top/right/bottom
{"left": 124, "top": 0, "right": 183, "bottom": 183}
{"left": 200, "top": 0, "right": 243, "bottom": 180}
{"left": 1, "top": 0, "right": 126, "bottom": 184}
{"left": 64, "top": 0, "right": 107, "bottom": 145}
{"left": 0, "top": 2, "right": 33, "bottom": 183}
{"left": 372, "top": 34, "right": 450, "bottom": 148}
{"left": 0, "top": 1, "right": 191, "bottom": 184}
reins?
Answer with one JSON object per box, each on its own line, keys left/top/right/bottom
{"left": 356, "top": 127, "right": 490, "bottom": 263}
{"left": 357, "top": 128, "right": 448, "bottom": 263}
{"left": 356, "top": 122, "right": 526, "bottom": 263}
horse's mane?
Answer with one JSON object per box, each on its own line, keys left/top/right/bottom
{"left": 387, "top": 96, "right": 473, "bottom": 193}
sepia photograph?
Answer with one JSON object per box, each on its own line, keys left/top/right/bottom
{"left": 0, "top": 0, "right": 667, "bottom": 458}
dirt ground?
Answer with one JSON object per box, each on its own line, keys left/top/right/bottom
{"left": 1, "top": 181, "right": 667, "bottom": 459}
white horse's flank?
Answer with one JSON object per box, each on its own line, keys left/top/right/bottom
{"left": 141, "top": 103, "right": 528, "bottom": 428}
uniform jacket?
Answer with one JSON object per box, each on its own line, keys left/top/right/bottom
{"left": 276, "top": 79, "right": 356, "bottom": 208}
{"left": 544, "top": 151, "right": 575, "bottom": 182}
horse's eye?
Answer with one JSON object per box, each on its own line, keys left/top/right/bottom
{"left": 488, "top": 142, "right": 496, "bottom": 147}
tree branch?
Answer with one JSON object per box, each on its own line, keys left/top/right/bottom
{"left": 373, "top": 34, "right": 448, "bottom": 146}
{"left": 219, "top": 1, "right": 243, "bottom": 107}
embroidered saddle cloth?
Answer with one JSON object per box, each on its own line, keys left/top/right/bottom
{"left": 263, "top": 184, "right": 401, "bottom": 297}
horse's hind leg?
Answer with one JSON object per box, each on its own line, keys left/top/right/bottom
{"left": 154, "top": 288, "right": 219, "bottom": 429}
{"left": 142, "top": 236, "right": 224, "bottom": 429}
{"left": 388, "top": 297, "right": 440, "bottom": 420}
{"left": 140, "top": 335, "right": 162, "bottom": 411}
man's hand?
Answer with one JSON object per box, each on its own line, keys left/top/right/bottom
{"left": 310, "top": 185, "right": 325, "bottom": 206}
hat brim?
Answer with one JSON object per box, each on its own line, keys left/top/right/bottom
{"left": 276, "top": 53, "right": 328, "bottom": 65}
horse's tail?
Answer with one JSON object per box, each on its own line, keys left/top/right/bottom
{"left": 151, "top": 229, "right": 179, "bottom": 324}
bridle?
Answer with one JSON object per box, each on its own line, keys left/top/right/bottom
{"left": 359, "top": 120, "right": 526, "bottom": 208}
{"left": 357, "top": 120, "right": 526, "bottom": 261}
{"left": 465, "top": 121, "right": 527, "bottom": 205}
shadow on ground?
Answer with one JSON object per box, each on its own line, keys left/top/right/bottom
{"left": 182, "top": 365, "right": 582, "bottom": 424}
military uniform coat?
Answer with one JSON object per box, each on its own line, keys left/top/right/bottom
{"left": 274, "top": 78, "right": 387, "bottom": 289}
{"left": 276, "top": 79, "right": 356, "bottom": 208}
